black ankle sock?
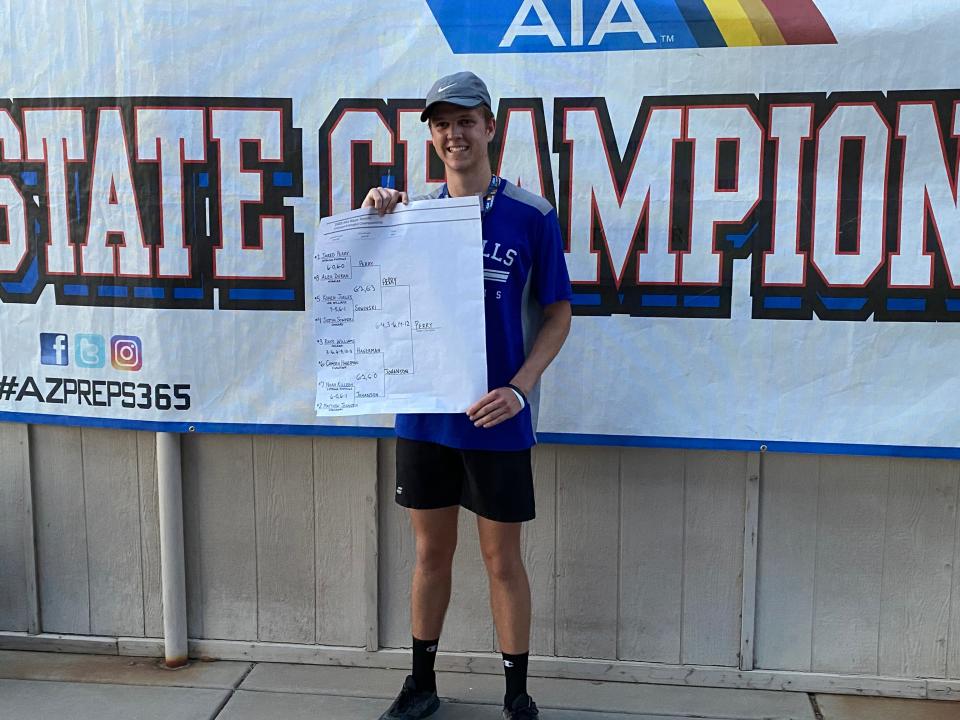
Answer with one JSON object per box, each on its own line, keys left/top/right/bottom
{"left": 412, "top": 636, "right": 439, "bottom": 692}
{"left": 501, "top": 651, "right": 529, "bottom": 707}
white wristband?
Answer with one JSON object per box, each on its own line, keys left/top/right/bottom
{"left": 509, "top": 387, "right": 526, "bottom": 410}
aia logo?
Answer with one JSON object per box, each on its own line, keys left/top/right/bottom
{"left": 426, "top": 0, "right": 836, "bottom": 54}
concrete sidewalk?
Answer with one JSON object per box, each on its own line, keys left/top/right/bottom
{"left": 1, "top": 650, "right": 958, "bottom": 720}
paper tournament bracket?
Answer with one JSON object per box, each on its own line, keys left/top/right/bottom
{"left": 314, "top": 198, "right": 488, "bottom": 416}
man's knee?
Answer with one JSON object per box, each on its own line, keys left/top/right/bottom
{"left": 481, "top": 545, "right": 525, "bottom": 585}
{"left": 410, "top": 507, "right": 459, "bottom": 575}
{"left": 414, "top": 536, "right": 457, "bottom": 575}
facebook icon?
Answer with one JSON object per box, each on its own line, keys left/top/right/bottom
{"left": 40, "top": 333, "right": 69, "bottom": 366}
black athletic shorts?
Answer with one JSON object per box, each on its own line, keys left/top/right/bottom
{"left": 395, "top": 437, "right": 535, "bottom": 523}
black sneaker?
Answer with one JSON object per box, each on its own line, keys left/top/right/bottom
{"left": 378, "top": 675, "right": 440, "bottom": 720}
{"left": 503, "top": 693, "right": 540, "bottom": 719}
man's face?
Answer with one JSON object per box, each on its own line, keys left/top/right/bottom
{"left": 428, "top": 104, "right": 495, "bottom": 176}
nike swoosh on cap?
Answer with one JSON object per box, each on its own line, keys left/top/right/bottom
{"left": 438, "top": 83, "right": 457, "bottom": 92}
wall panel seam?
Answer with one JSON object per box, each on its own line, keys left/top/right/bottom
{"left": 136, "top": 435, "right": 148, "bottom": 636}
{"left": 251, "top": 439, "right": 261, "bottom": 641}
{"left": 739, "top": 452, "right": 761, "bottom": 671}
{"left": 195, "top": 439, "right": 206, "bottom": 639}
{"left": 552, "top": 447, "right": 559, "bottom": 658}
{"left": 877, "top": 460, "right": 893, "bottom": 675}
{"left": 80, "top": 430, "right": 92, "bottom": 635}
{"left": 875, "top": 460, "right": 891, "bottom": 675}
{"left": 615, "top": 449, "right": 623, "bottom": 660}
{"left": 679, "top": 449, "right": 686, "bottom": 663}
{"left": 23, "top": 424, "right": 40, "bottom": 634}
{"left": 809, "top": 456, "right": 821, "bottom": 672}
{"left": 366, "top": 438, "right": 380, "bottom": 651}
{"left": 948, "top": 466, "right": 960, "bottom": 677}
{"left": 313, "top": 438, "right": 320, "bottom": 644}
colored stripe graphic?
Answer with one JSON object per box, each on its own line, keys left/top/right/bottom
{"left": 738, "top": 0, "right": 786, "bottom": 45}
{"left": 701, "top": 0, "right": 761, "bottom": 46}
{"left": 675, "top": 0, "right": 834, "bottom": 48}
{"left": 761, "top": 0, "right": 837, "bottom": 45}
{"left": 675, "top": 0, "right": 728, "bottom": 47}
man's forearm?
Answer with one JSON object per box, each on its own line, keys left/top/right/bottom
{"left": 510, "top": 301, "right": 572, "bottom": 396}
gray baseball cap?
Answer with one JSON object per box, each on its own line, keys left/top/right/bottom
{"left": 420, "top": 71, "right": 492, "bottom": 122}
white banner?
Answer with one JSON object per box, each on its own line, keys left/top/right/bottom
{"left": 1, "top": 0, "right": 959, "bottom": 455}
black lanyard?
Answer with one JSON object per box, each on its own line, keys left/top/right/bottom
{"left": 439, "top": 175, "right": 501, "bottom": 216}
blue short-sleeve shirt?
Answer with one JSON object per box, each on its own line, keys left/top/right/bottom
{"left": 395, "top": 179, "right": 572, "bottom": 451}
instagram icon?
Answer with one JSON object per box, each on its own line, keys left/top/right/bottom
{"left": 111, "top": 336, "right": 143, "bottom": 371}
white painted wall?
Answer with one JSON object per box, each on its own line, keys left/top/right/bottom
{"left": 3, "top": 423, "right": 960, "bottom": 686}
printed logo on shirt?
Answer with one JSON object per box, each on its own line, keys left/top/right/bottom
{"left": 483, "top": 238, "right": 518, "bottom": 295}
{"left": 483, "top": 240, "right": 517, "bottom": 267}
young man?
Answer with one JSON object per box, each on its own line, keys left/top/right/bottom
{"left": 363, "top": 71, "right": 572, "bottom": 720}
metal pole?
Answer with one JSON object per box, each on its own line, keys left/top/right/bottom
{"left": 156, "top": 432, "right": 188, "bottom": 668}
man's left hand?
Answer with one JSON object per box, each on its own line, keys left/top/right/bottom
{"left": 467, "top": 387, "right": 523, "bottom": 429}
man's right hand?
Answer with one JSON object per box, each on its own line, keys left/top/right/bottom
{"left": 361, "top": 187, "right": 409, "bottom": 216}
